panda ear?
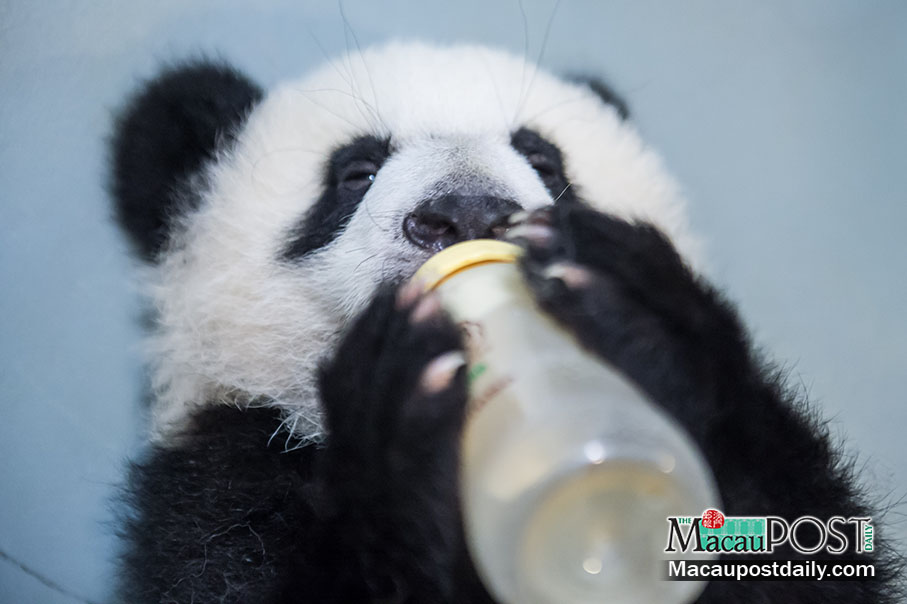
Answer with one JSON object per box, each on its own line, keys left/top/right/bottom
{"left": 111, "top": 60, "right": 263, "bottom": 260}
{"left": 567, "top": 75, "right": 630, "bottom": 121}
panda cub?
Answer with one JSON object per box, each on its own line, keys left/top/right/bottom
{"left": 112, "top": 42, "right": 898, "bottom": 603}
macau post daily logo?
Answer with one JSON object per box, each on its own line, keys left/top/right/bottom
{"left": 665, "top": 509, "right": 874, "bottom": 555}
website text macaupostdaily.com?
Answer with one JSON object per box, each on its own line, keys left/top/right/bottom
{"left": 665, "top": 560, "right": 875, "bottom": 582}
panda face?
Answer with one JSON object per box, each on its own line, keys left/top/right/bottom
{"left": 132, "top": 41, "right": 696, "bottom": 442}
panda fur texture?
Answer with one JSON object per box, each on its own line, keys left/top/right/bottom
{"left": 111, "top": 42, "right": 901, "bottom": 603}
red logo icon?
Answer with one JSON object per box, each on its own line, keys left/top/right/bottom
{"left": 702, "top": 509, "right": 725, "bottom": 529}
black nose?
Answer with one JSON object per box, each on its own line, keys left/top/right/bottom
{"left": 403, "top": 195, "right": 522, "bottom": 252}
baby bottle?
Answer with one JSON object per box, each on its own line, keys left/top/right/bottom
{"left": 412, "top": 239, "right": 718, "bottom": 604}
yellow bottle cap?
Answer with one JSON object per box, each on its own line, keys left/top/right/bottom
{"left": 413, "top": 239, "right": 523, "bottom": 291}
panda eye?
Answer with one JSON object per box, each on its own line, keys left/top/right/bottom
{"left": 338, "top": 160, "right": 379, "bottom": 192}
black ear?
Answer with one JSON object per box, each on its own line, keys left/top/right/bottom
{"left": 567, "top": 75, "right": 630, "bottom": 120}
{"left": 111, "top": 60, "right": 263, "bottom": 260}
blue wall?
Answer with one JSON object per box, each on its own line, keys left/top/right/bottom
{"left": 1, "top": 1, "right": 904, "bottom": 602}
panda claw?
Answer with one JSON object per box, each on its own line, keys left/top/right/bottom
{"left": 542, "top": 261, "right": 593, "bottom": 290}
{"left": 418, "top": 351, "right": 467, "bottom": 395}
{"left": 410, "top": 292, "right": 443, "bottom": 323}
{"left": 506, "top": 210, "right": 530, "bottom": 225}
{"left": 396, "top": 277, "right": 427, "bottom": 309}
{"left": 525, "top": 207, "right": 554, "bottom": 226}
{"left": 504, "top": 223, "right": 555, "bottom": 248}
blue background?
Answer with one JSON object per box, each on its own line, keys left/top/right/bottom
{"left": 1, "top": 1, "right": 905, "bottom": 602}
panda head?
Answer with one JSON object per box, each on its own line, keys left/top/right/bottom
{"left": 112, "top": 41, "right": 695, "bottom": 443}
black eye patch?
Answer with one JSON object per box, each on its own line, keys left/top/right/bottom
{"left": 510, "top": 128, "right": 572, "bottom": 201}
{"left": 283, "top": 135, "right": 391, "bottom": 260}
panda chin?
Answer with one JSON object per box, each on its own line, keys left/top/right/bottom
{"left": 111, "top": 42, "right": 900, "bottom": 604}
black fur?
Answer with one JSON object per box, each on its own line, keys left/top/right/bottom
{"left": 567, "top": 75, "right": 630, "bottom": 120}
{"left": 113, "top": 62, "right": 901, "bottom": 603}
{"left": 512, "top": 202, "right": 903, "bottom": 602}
{"left": 303, "top": 285, "right": 488, "bottom": 602}
{"left": 119, "top": 287, "right": 494, "bottom": 603}
{"left": 111, "top": 61, "right": 263, "bottom": 260}
{"left": 283, "top": 135, "right": 392, "bottom": 260}
{"left": 119, "top": 406, "right": 310, "bottom": 603}
{"left": 119, "top": 201, "right": 902, "bottom": 603}
{"left": 510, "top": 128, "right": 572, "bottom": 200}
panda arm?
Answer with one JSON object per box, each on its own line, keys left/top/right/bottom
{"left": 119, "top": 406, "right": 357, "bottom": 604}
{"left": 509, "top": 201, "right": 902, "bottom": 603}
{"left": 121, "top": 377, "right": 485, "bottom": 604}
{"left": 277, "top": 284, "right": 495, "bottom": 603}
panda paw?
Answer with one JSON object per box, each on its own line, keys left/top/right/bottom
{"left": 319, "top": 283, "right": 468, "bottom": 482}
{"left": 316, "top": 283, "right": 471, "bottom": 599}
{"left": 506, "top": 202, "right": 747, "bottom": 417}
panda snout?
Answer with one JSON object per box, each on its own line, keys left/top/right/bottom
{"left": 403, "top": 194, "right": 521, "bottom": 252}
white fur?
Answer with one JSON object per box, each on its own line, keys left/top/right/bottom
{"left": 145, "top": 41, "right": 699, "bottom": 443}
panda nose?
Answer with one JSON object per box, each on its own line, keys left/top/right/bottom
{"left": 403, "top": 195, "right": 522, "bottom": 252}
